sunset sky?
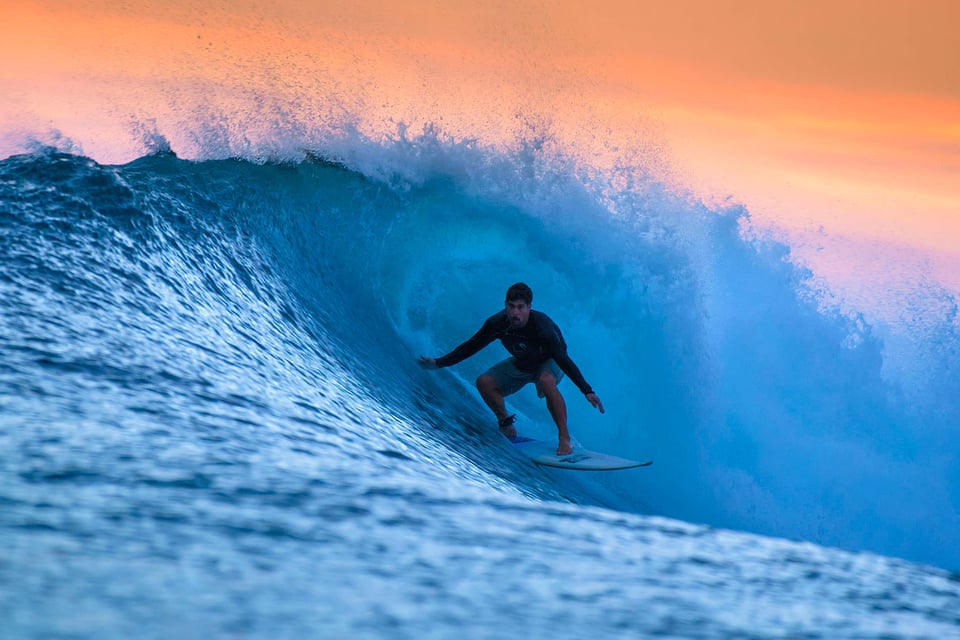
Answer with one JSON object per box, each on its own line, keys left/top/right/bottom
{"left": 2, "top": 1, "right": 958, "bottom": 288}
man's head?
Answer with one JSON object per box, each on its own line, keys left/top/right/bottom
{"left": 504, "top": 282, "right": 532, "bottom": 328}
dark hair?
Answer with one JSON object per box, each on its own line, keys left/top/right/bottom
{"left": 505, "top": 282, "right": 533, "bottom": 305}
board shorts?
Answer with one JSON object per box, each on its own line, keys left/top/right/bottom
{"left": 484, "top": 358, "right": 565, "bottom": 398}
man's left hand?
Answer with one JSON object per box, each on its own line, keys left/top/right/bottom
{"left": 586, "top": 392, "right": 605, "bottom": 414}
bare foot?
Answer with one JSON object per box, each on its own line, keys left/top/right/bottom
{"left": 556, "top": 438, "right": 572, "bottom": 456}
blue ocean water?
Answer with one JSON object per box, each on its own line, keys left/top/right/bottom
{"left": 1, "top": 137, "right": 959, "bottom": 638}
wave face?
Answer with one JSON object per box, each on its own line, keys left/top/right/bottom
{"left": 1, "top": 144, "right": 959, "bottom": 638}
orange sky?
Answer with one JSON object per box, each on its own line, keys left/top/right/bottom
{"left": 2, "top": 1, "right": 958, "bottom": 286}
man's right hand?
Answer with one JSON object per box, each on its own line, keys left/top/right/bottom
{"left": 418, "top": 356, "right": 438, "bottom": 369}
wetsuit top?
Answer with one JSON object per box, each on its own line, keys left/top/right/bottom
{"left": 434, "top": 310, "right": 594, "bottom": 395}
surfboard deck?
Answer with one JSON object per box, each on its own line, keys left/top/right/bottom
{"left": 509, "top": 436, "right": 652, "bottom": 471}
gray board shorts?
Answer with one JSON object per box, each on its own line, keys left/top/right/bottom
{"left": 484, "top": 358, "right": 565, "bottom": 398}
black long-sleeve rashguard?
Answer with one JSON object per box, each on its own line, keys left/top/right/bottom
{"left": 434, "top": 310, "right": 595, "bottom": 396}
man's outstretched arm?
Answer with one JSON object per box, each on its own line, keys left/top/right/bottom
{"left": 419, "top": 318, "right": 498, "bottom": 370}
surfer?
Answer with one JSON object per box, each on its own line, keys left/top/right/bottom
{"left": 419, "top": 282, "right": 604, "bottom": 455}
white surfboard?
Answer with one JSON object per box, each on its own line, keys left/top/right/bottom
{"left": 510, "top": 437, "right": 652, "bottom": 471}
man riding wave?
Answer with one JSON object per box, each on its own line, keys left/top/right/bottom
{"left": 419, "top": 282, "right": 604, "bottom": 455}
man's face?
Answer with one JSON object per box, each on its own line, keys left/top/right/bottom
{"left": 505, "top": 299, "right": 531, "bottom": 328}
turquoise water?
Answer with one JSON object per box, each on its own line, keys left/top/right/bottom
{"left": 1, "top": 144, "right": 958, "bottom": 638}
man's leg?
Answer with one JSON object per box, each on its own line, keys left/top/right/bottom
{"left": 476, "top": 374, "right": 516, "bottom": 438}
{"left": 537, "top": 370, "right": 572, "bottom": 455}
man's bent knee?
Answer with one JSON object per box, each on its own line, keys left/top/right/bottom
{"left": 477, "top": 374, "right": 499, "bottom": 395}
{"left": 537, "top": 371, "right": 559, "bottom": 394}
